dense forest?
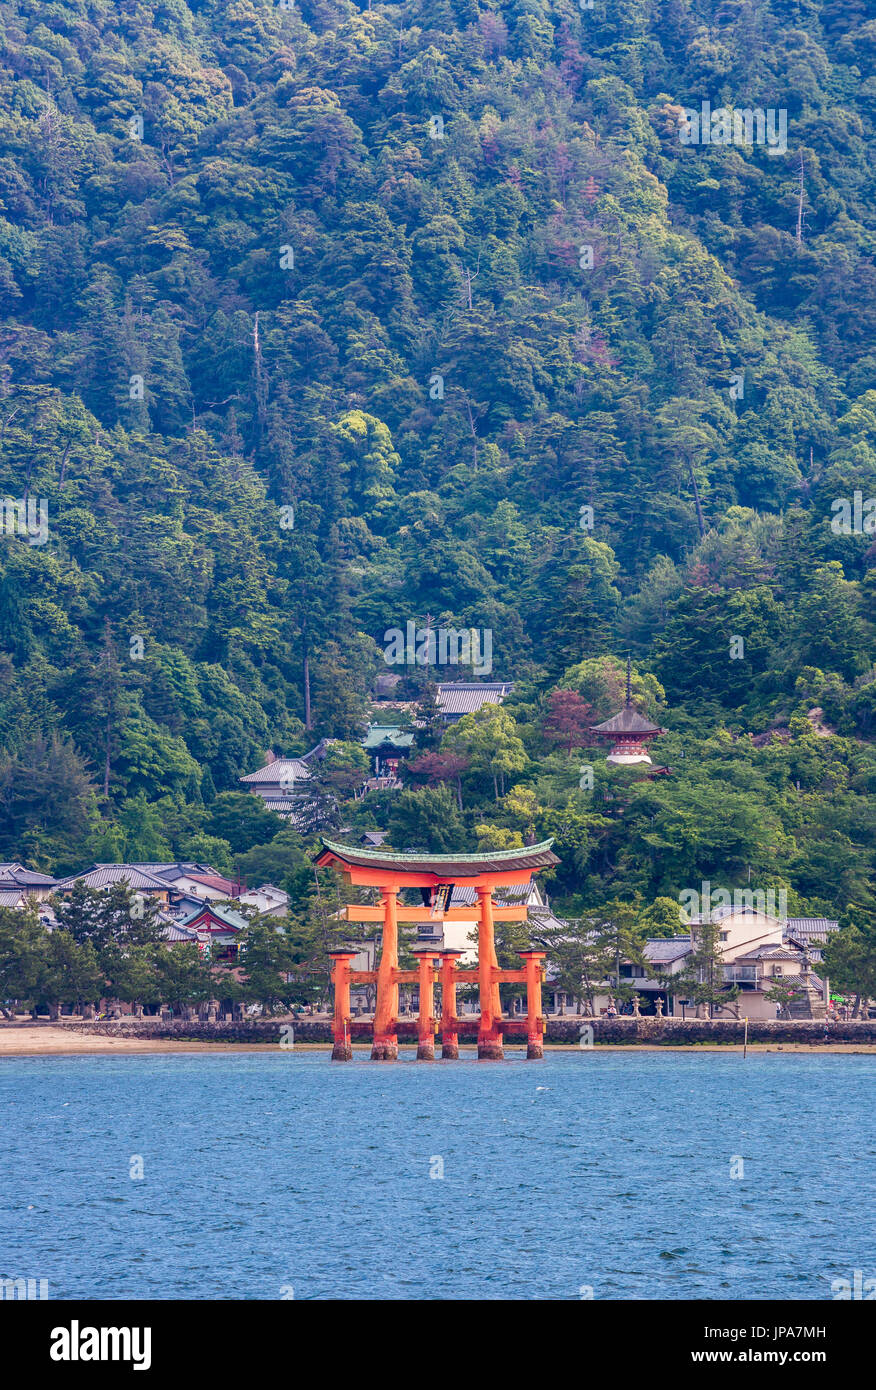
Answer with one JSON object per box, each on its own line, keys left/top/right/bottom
{"left": 0, "top": 0, "right": 874, "bottom": 920}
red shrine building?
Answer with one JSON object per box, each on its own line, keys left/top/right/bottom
{"left": 314, "top": 838, "right": 559, "bottom": 1061}
{"left": 590, "top": 702, "right": 665, "bottom": 766}
{"left": 589, "top": 662, "right": 667, "bottom": 771}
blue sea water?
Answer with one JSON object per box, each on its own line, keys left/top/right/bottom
{"left": 1, "top": 1050, "right": 873, "bottom": 1301}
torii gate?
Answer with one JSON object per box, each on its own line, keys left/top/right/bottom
{"left": 314, "top": 838, "right": 559, "bottom": 1061}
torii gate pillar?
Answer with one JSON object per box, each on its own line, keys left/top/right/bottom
{"left": 477, "top": 887, "right": 504, "bottom": 1061}
{"left": 329, "top": 950, "right": 358, "bottom": 1061}
{"left": 372, "top": 886, "right": 399, "bottom": 1061}
{"left": 519, "top": 950, "right": 547, "bottom": 1060}
{"left": 412, "top": 948, "right": 440, "bottom": 1060}
{"left": 440, "top": 949, "right": 463, "bottom": 1059}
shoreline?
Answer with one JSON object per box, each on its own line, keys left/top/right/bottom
{"left": 0, "top": 1026, "right": 874, "bottom": 1057}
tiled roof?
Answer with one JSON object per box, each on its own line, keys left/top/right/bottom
{"left": 591, "top": 703, "right": 663, "bottom": 735}
{"left": 0, "top": 888, "right": 26, "bottom": 906}
{"left": 128, "top": 862, "right": 216, "bottom": 877}
{"left": 785, "top": 918, "right": 839, "bottom": 934}
{"left": 528, "top": 907, "right": 572, "bottom": 933}
{"left": 184, "top": 872, "right": 237, "bottom": 896}
{"left": 240, "top": 757, "right": 313, "bottom": 785}
{"left": 162, "top": 922, "right": 200, "bottom": 942}
{"left": 0, "top": 863, "right": 57, "bottom": 887}
{"left": 239, "top": 740, "right": 329, "bottom": 785}
{"left": 436, "top": 683, "right": 513, "bottom": 716}
{"left": 54, "top": 865, "right": 172, "bottom": 891}
{"left": 735, "top": 945, "right": 806, "bottom": 961}
{"left": 439, "top": 880, "right": 541, "bottom": 909}
{"left": 360, "top": 831, "right": 388, "bottom": 846}
{"left": 644, "top": 938, "right": 692, "bottom": 963}
{"left": 164, "top": 894, "right": 211, "bottom": 919}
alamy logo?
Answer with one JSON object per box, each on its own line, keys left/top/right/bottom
{"left": 830, "top": 1269, "right": 876, "bottom": 1300}
{"left": 50, "top": 1321, "right": 152, "bottom": 1370}
{"left": 678, "top": 101, "right": 787, "bottom": 156}
{"left": 830, "top": 492, "right": 876, "bottom": 535}
{"left": 384, "top": 621, "right": 493, "bottom": 676}
{"left": 1, "top": 497, "right": 48, "bottom": 545}
{"left": 1, "top": 1276, "right": 48, "bottom": 1299}
{"left": 679, "top": 880, "right": 788, "bottom": 923}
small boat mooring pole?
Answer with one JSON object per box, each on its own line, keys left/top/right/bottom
{"left": 743, "top": 1016, "right": 748, "bottom": 1059}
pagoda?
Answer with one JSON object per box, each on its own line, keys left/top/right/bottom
{"left": 590, "top": 659, "right": 666, "bottom": 768}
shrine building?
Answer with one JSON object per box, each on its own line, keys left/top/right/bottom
{"left": 589, "top": 660, "right": 667, "bottom": 769}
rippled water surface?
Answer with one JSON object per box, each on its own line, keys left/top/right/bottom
{"left": 1, "top": 1050, "right": 873, "bottom": 1300}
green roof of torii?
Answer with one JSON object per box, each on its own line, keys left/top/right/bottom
{"left": 316, "top": 837, "right": 558, "bottom": 877}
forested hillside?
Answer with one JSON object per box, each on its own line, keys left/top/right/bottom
{"left": 0, "top": 0, "right": 874, "bottom": 914}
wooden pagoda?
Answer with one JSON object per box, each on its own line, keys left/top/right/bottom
{"left": 589, "top": 659, "right": 666, "bottom": 767}
{"left": 315, "top": 838, "right": 559, "bottom": 1061}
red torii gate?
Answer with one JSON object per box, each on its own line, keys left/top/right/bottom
{"left": 314, "top": 838, "right": 559, "bottom": 1061}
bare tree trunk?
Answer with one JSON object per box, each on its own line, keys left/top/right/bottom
{"left": 252, "top": 311, "right": 267, "bottom": 436}
{"left": 58, "top": 440, "right": 71, "bottom": 490}
{"left": 461, "top": 393, "right": 478, "bottom": 469}
{"left": 303, "top": 652, "right": 312, "bottom": 730}
{"left": 104, "top": 715, "right": 111, "bottom": 798}
{"left": 687, "top": 456, "right": 705, "bottom": 537}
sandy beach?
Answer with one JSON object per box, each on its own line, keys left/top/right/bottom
{"left": 0, "top": 1025, "right": 875, "bottom": 1056}
{"left": 0, "top": 1025, "right": 283, "bottom": 1055}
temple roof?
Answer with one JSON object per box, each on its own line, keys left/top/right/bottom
{"left": 239, "top": 739, "right": 330, "bottom": 785}
{"left": 316, "top": 838, "right": 558, "bottom": 877}
{"left": 180, "top": 901, "right": 250, "bottom": 931}
{"left": 362, "top": 723, "right": 415, "bottom": 750}
{"left": 437, "top": 683, "right": 514, "bottom": 717}
{"left": 590, "top": 704, "right": 664, "bottom": 736}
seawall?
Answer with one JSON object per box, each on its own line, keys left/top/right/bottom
{"left": 51, "top": 1017, "right": 876, "bottom": 1046}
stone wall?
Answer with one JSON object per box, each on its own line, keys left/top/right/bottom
{"left": 544, "top": 1017, "right": 876, "bottom": 1044}
{"left": 53, "top": 1017, "right": 876, "bottom": 1045}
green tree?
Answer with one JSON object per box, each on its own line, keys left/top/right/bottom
{"left": 822, "top": 906, "right": 876, "bottom": 1017}
{"left": 670, "top": 919, "right": 739, "bottom": 1020}
{"left": 386, "top": 784, "right": 466, "bottom": 852}
{"left": 443, "top": 705, "right": 527, "bottom": 801}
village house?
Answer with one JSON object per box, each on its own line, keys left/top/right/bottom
{"left": 603, "top": 907, "right": 837, "bottom": 1020}
{"left": 53, "top": 864, "right": 178, "bottom": 905}
{"left": 238, "top": 884, "right": 289, "bottom": 917}
{"left": 52, "top": 862, "right": 241, "bottom": 906}
{"left": 239, "top": 742, "right": 328, "bottom": 798}
{"left": 136, "top": 864, "right": 239, "bottom": 901}
{"left": 0, "top": 863, "right": 58, "bottom": 902}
